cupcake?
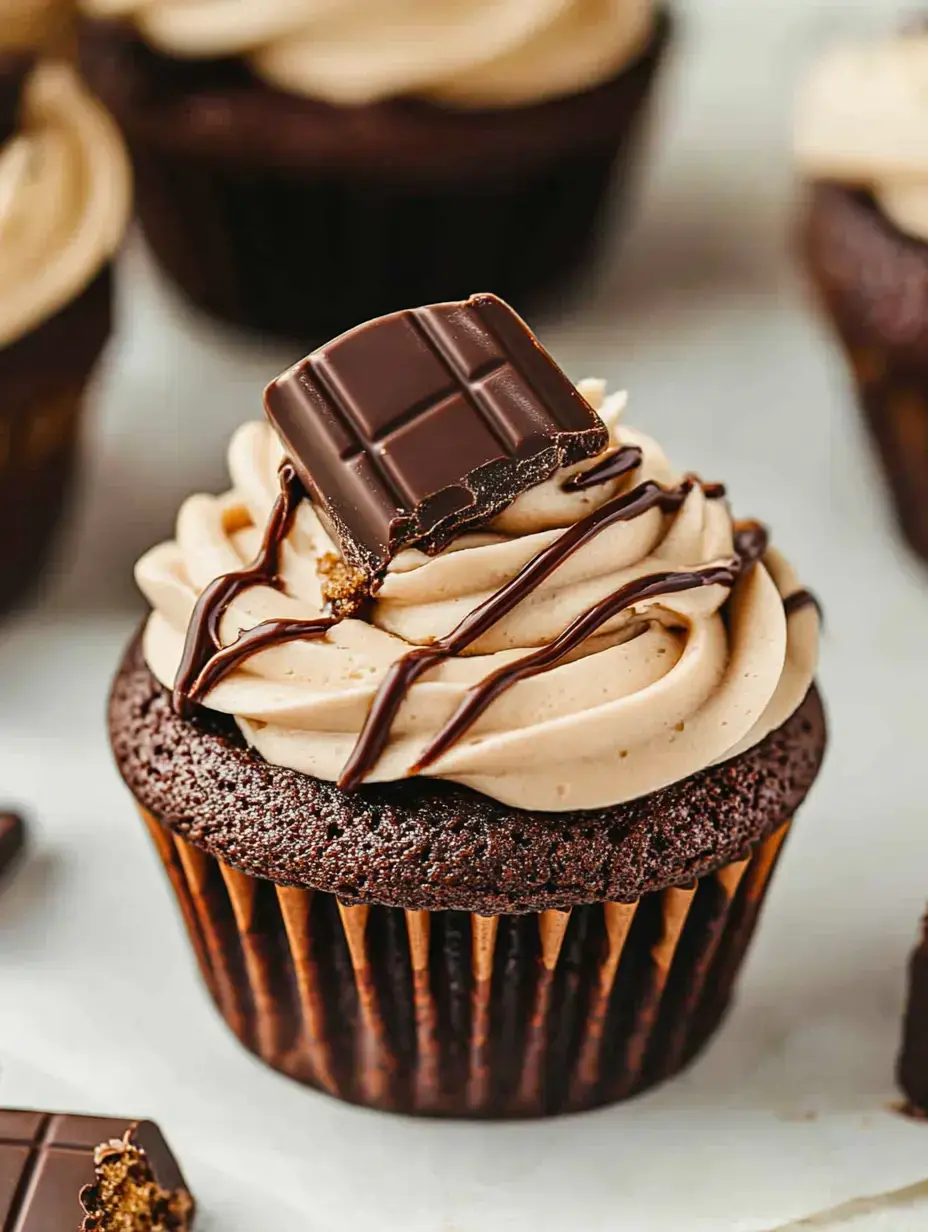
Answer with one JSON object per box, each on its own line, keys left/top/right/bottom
{"left": 0, "top": 52, "right": 130, "bottom": 613}
{"left": 108, "top": 295, "right": 826, "bottom": 1117}
{"left": 797, "top": 33, "right": 928, "bottom": 563}
{"left": 899, "top": 914, "right": 928, "bottom": 1117}
{"left": 76, "top": 0, "right": 670, "bottom": 344}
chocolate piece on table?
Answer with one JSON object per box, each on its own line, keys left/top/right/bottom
{"left": 0, "top": 54, "right": 33, "bottom": 147}
{"left": 0, "top": 812, "right": 24, "bottom": 882}
{"left": 264, "top": 293, "right": 608, "bottom": 578}
{"left": 0, "top": 1110, "right": 195, "bottom": 1231}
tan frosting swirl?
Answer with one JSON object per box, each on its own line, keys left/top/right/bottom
{"left": 78, "top": 0, "right": 655, "bottom": 107}
{"left": 0, "top": 62, "right": 131, "bottom": 348}
{"left": 796, "top": 36, "right": 928, "bottom": 243}
{"left": 136, "top": 383, "right": 819, "bottom": 812}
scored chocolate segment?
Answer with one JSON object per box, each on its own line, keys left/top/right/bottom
{"left": 264, "top": 293, "right": 608, "bottom": 577}
{"left": 0, "top": 54, "right": 33, "bottom": 146}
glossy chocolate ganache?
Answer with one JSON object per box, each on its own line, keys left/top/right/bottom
{"left": 138, "top": 371, "right": 820, "bottom": 813}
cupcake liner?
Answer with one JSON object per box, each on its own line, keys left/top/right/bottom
{"left": 0, "top": 266, "right": 112, "bottom": 614}
{"left": 838, "top": 345, "right": 928, "bottom": 562}
{"left": 138, "top": 805, "right": 791, "bottom": 1117}
{"left": 84, "top": 15, "right": 670, "bottom": 345}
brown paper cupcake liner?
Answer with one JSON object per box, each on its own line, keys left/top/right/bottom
{"left": 80, "top": 15, "right": 669, "bottom": 345}
{"left": 0, "top": 266, "right": 112, "bottom": 614}
{"left": 139, "top": 805, "right": 790, "bottom": 1117}
{"left": 838, "top": 346, "right": 928, "bottom": 562}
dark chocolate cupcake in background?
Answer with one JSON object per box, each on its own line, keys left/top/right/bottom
{"left": 76, "top": 0, "right": 670, "bottom": 344}
{"left": 109, "top": 295, "right": 826, "bottom": 1117}
{"left": 0, "top": 54, "right": 130, "bottom": 615}
{"left": 899, "top": 914, "right": 928, "bottom": 1118}
{"left": 797, "top": 34, "right": 928, "bottom": 563}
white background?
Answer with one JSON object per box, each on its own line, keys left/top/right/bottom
{"left": 2, "top": 1, "right": 927, "bottom": 1228}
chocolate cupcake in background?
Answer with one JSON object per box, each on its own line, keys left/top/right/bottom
{"left": 0, "top": 54, "right": 130, "bottom": 615}
{"left": 108, "top": 295, "right": 826, "bottom": 1117}
{"left": 76, "top": 0, "right": 670, "bottom": 345}
{"left": 899, "top": 915, "right": 928, "bottom": 1118}
{"left": 797, "top": 34, "right": 928, "bottom": 563}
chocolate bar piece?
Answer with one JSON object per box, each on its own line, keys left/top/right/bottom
{"left": 0, "top": 811, "right": 24, "bottom": 882}
{"left": 264, "top": 293, "right": 608, "bottom": 577}
{"left": 0, "top": 1110, "right": 195, "bottom": 1231}
{"left": 0, "top": 54, "right": 32, "bottom": 147}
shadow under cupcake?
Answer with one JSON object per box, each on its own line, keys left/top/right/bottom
{"left": 797, "top": 31, "right": 928, "bottom": 564}
{"left": 77, "top": 0, "right": 671, "bottom": 345}
{"left": 108, "top": 295, "right": 826, "bottom": 1117}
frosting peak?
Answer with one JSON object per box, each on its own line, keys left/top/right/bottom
{"left": 79, "top": 0, "right": 655, "bottom": 107}
{"left": 136, "top": 384, "right": 819, "bottom": 812}
{"left": 796, "top": 35, "right": 928, "bottom": 243}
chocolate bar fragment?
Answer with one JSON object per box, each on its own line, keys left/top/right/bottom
{"left": 899, "top": 919, "right": 928, "bottom": 1116}
{"left": 264, "top": 293, "right": 608, "bottom": 578}
{"left": 0, "top": 54, "right": 33, "bottom": 146}
{"left": 0, "top": 812, "right": 24, "bottom": 883}
{"left": 0, "top": 1110, "right": 195, "bottom": 1231}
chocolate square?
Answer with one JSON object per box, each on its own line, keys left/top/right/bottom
{"left": 264, "top": 293, "right": 608, "bottom": 578}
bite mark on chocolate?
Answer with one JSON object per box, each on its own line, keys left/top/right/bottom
{"left": 264, "top": 293, "right": 609, "bottom": 579}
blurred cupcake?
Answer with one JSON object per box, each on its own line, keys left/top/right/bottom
{"left": 0, "top": 54, "right": 131, "bottom": 613}
{"left": 899, "top": 913, "right": 928, "bottom": 1117}
{"left": 797, "top": 33, "right": 928, "bottom": 562}
{"left": 108, "top": 295, "right": 825, "bottom": 1117}
{"left": 77, "top": 0, "right": 671, "bottom": 344}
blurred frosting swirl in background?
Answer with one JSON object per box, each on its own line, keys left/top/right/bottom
{"left": 2, "top": 0, "right": 72, "bottom": 50}
{"left": 796, "top": 34, "right": 928, "bottom": 242}
{"left": 0, "top": 62, "right": 131, "bottom": 347}
{"left": 136, "top": 383, "right": 819, "bottom": 812}
{"left": 78, "top": 0, "right": 656, "bottom": 106}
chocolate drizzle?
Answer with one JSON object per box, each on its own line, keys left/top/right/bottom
{"left": 171, "top": 454, "right": 813, "bottom": 796}
{"left": 562, "top": 445, "right": 643, "bottom": 491}
{"left": 173, "top": 462, "right": 308, "bottom": 716}
{"left": 185, "top": 617, "right": 338, "bottom": 706}
{"left": 338, "top": 475, "right": 729, "bottom": 791}
{"left": 410, "top": 562, "right": 739, "bottom": 774}
{"left": 783, "top": 588, "right": 822, "bottom": 620}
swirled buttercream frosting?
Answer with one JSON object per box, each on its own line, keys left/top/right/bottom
{"left": 0, "top": 62, "right": 131, "bottom": 347}
{"left": 136, "top": 380, "right": 819, "bottom": 812}
{"left": 78, "top": 0, "right": 655, "bottom": 107}
{"left": 796, "top": 35, "right": 928, "bottom": 243}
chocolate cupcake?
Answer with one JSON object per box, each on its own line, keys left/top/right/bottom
{"left": 109, "top": 296, "right": 826, "bottom": 1116}
{"left": 0, "top": 54, "right": 130, "bottom": 613}
{"left": 76, "top": 0, "right": 670, "bottom": 344}
{"left": 797, "top": 33, "right": 928, "bottom": 563}
{"left": 899, "top": 915, "right": 928, "bottom": 1117}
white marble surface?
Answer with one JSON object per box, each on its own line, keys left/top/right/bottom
{"left": 2, "top": 2, "right": 927, "bottom": 1229}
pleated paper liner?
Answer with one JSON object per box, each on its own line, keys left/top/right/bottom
{"left": 139, "top": 805, "right": 790, "bottom": 1117}
{"left": 836, "top": 343, "right": 928, "bottom": 564}
{"left": 0, "top": 266, "right": 112, "bottom": 614}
